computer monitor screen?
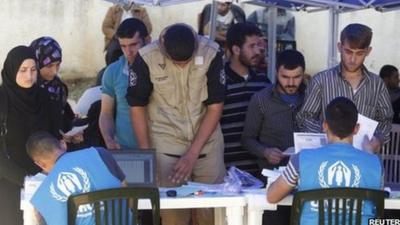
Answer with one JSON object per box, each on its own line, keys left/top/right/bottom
{"left": 111, "top": 150, "right": 156, "bottom": 187}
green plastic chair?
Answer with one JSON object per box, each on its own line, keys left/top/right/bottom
{"left": 67, "top": 187, "right": 160, "bottom": 225}
{"left": 290, "top": 187, "right": 387, "bottom": 225}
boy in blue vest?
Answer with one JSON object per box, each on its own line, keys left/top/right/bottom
{"left": 267, "top": 97, "right": 383, "bottom": 224}
{"left": 26, "top": 131, "right": 126, "bottom": 225}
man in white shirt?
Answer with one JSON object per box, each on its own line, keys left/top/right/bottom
{"left": 198, "top": 0, "right": 245, "bottom": 48}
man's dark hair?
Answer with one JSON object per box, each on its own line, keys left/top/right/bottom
{"left": 325, "top": 97, "right": 358, "bottom": 139}
{"left": 340, "top": 23, "right": 372, "bottom": 49}
{"left": 276, "top": 49, "right": 305, "bottom": 71}
{"left": 163, "top": 24, "right": 196, "bottom": 61}
{"left": 26, "top": 131, "right": 61, "bottom": 160}
{"left": 379, "top": 64, "right": 398, "bottom": 79}
{"left": 226, "top": 22, "right": 262, "bottom": 53}
{"left": 116, "top": 18, "right": 149, "bottom": 40}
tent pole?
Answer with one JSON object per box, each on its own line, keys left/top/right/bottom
{"left": 267, "top": 5, "right": 277, "bottom": 83}
{"left": 209, "top": 0, "right": 218, "bottom": 41}
{"left": 327, "top": 7, "right": 339, "bottom": 68}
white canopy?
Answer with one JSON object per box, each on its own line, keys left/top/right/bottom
{"left": 103, "top": 0, "right": 204, "bottom": 6}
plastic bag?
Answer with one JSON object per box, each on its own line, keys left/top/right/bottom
{"left": 223, "top": 166, "right": 264, "bottom": 193}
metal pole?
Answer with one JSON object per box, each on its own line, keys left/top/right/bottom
{"left": 327, "top": 7, "right": 339, "bottom": 68}
{"left": 267, "top": 6, "right": 277, "bottom": 83}
{"left": 209, "top": 0, "right": 218, "bottom": 41}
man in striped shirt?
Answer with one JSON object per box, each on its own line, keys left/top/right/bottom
{"left": 268, "top": 97, "right": 383, "bottom": 225}
{"left": 221, "top": 22, "right": 270, "bottom": 176}
{"left": 296, "top": 23, "right": 393, "bottom": 153}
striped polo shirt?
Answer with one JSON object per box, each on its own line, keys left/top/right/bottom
{"left": 221, "top": 62, "right": 270, "bottom": 176}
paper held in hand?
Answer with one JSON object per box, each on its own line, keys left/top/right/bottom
{"left": 63, "top": 125, "right": 88, "bottom": 137}
{"left": 352, "top": 114, "right": 378, "bottom": 150}
{"left": 283, "top": 146, "right": 295, "bottom": 156}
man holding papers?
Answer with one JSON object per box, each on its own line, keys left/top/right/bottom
{"left": 242, "top": 49, "right": 305, "bottom": 225}
{"left": 267, "top": 97, "right": 383, "bottom": 225}
{"left": 242, "top": 49, "right": 306, "bottom": 171}
{"left": 296, "top": 23, "right": 393, "bottom": 153}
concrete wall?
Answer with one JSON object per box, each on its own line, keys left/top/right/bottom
{"left": 0, "top": 0, "right": 107, "bottom": 79}
{"left": 0, "top": 0, "right": 207, "bottom": 80}
{"left": 0, "top": 0, "right": 399, "bottom": 80}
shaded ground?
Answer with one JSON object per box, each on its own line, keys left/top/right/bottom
{"left": 64, "top": 77, "right": 96, "bottom": 102}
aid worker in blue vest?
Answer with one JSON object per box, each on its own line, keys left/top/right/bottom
{"left": 267, "top": 97, "right": 383, "bottom": 225}
{"left": 26, "top": 131, "right": 126, "bottom": 225}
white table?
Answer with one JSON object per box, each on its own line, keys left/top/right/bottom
{"left": 140, "top": 194, "right": 246, "bottom": 225}
{"left": 245, "top": 190, "right": 400, "bottom": 225}
{"left": 21, "top": 173, "right": 247, "bottom": 225}
{"left": 22, "top": 193, "right": 246, "bottom": 225}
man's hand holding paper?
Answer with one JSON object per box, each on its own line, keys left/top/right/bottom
{"left": 353, "top": 114, "right": 379, "bottom": 151}
{"left": 263, "top": 147, "right": 286, "bottom": 165}
{"left": 362, "top": 135, "right": 381, "bottom": 154}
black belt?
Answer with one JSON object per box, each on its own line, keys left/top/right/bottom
{"left": 164, "top": 153, "right": 207, "bottom": 159}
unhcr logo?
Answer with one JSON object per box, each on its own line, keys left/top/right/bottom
{"left": 318, "top": 160, "right": 361, "bottom": 188}
{"left": 49, "top": 167, "right": 91, "bottom": 202}
{"left": 49, "top": 167, "right": 94, "bottom": 218}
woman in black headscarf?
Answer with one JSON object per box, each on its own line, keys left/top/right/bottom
{"left": 30, "top": 37, "right": 75, "bottom": 134}
{"left": 0, "top": 45, "right": 54, "bottom": 225}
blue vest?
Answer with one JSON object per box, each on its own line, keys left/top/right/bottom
{"left": 299, "top": 143, "right": 382, "bottom": 225}
{"left": 31, "top": 148, "right": 121, "bottom": 225}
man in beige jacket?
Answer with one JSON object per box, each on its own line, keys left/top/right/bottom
{"left": 102, "top": 2, "right": 152, "bottom": 50}
{"left": 126, "top": 23, "right": 226, "bottom": 225}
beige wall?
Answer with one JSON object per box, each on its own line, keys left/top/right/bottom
{"left": 0, "top": 0, "right": 399, "bottom": 80}
{"left": 339, "top": 9, "right": 400, "bottom": 74}
{"left": 0, "top": 0, "right": 107, "bottom": 79}
{"left": 0, "top": 0, "right": 207, "bottom": 80}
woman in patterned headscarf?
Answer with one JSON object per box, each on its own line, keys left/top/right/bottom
{"left": 30, "top": 37, "right": 75, "bottom": 134}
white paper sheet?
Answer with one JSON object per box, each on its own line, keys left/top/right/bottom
{"left": 262, "top": 168, "right": 286, "bottom": 188}
{"left": 293, "top": 132, "right": 327, "bottom": 153}
{"left": 23, "top": 173, "right": 46, "bottom": 202}
{"left": 353, "top": 114, "right": 378, "bottom": 150}
{"left": 283, "top": 147, "right": 295, "bottom": 156}
{"left": 64, "top": 125, "right": 88, "bottom": 136}
{"left": 261, "top": 169, "right": 281, "bottom": 179}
